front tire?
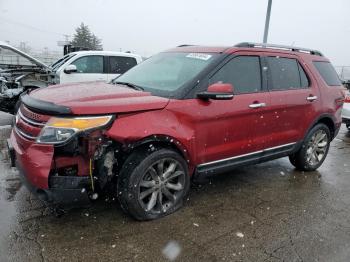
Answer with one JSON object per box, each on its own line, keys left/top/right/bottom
{"left": 289, "top": 123, "right": 331, "bottom": 171}
{"left": 117, "top": 148, "right": 190, "bottom": 220}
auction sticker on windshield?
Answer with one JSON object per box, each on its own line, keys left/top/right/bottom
{"left": 186, "top": 53, "right": 212, "bottom": 61}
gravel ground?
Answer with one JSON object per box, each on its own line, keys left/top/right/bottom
{"left": 0, "top": 111, "right": 13, "bottom": 126}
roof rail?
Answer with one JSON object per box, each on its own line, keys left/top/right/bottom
{"left": 234, "top": 42, "right": 323, "bottom": 56}
{"left": 177, "top": 44, "right": 195, "bottom": 47}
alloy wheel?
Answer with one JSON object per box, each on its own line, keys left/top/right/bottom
{"left": 306, "top": 129, "right": 329, "bottom": 166}
{"left": 138, "top": 158, "right": 186, "bottom": 213}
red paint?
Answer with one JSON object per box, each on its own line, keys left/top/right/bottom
{"left": 208, "top": 83, "right": 233, "bottom": 93}
{"left": 29, "top": 82, "right": 169, "bottom": 115}
{"left": 11, "top": 130, "right": 53, "bottom": 189}
{"left": 11, "top": 45, "right": 344, "bottom": 192}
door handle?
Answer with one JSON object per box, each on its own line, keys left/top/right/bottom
{"left": 249, "top": 102, "right": 266, "bottom": 109}
{"left": 306, "top": 95, "right": 317, "bottom": 102}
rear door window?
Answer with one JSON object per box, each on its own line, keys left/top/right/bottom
{"left": 266, "top": 57, "right": 309, "bottom": 90}
{"left": 210, "top": 56, "right": 262, "bottom": 94}
{"left": 109, "top": 56, "right": 137, "bottom": 74}
{"left": 313, "top": 61, "right": 341, "bottom": 86}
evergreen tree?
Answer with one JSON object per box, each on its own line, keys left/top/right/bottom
{"left": 70, "top": 23, "right": 103, "bottom": 50}
{"left": 91, "top": 34, "right": 103, "bottom": 51}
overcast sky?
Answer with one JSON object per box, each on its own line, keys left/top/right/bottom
{"left": 0, "top": 0, "right": 349, "bottom": 65}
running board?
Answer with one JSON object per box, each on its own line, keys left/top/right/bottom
{"left": 195, "top": 142, "right": 300, "bottom": 177}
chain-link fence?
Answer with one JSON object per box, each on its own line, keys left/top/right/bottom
{"left": 0, "top": 46, "right": 62, "bottom": 67}
{"left": 335, "top": 66, "right": 350, "bottom": 80}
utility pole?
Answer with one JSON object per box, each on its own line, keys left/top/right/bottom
{"left": 263, "top": 0, "right": 272, "bottom": 43}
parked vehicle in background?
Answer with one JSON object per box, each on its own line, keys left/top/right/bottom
{"left": 0, "top": 41, "right": 142, "bottom": 113}
{"left": 335, "top": 66, "right": 350, "bottom": 129}
{"left": 341, "top": 90, "right": 350, "bottom": 130}
{"left": 0, "top": 41, "right": 51, "bottom": 113}
{"left": 8, "top": 42, "right": 345, "bottom": 220}
{"left": 50, "top": 51, "right": 143, "bottom": 84}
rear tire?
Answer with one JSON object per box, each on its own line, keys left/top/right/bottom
{"left": 117, "top": 148, "right": 190, "bottom": 220}
{"left": 289, "top": 123, "right": 330, "bottom": 171}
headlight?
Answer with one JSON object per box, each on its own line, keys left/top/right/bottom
{"left": 36, "top": 115, "right": 113, "bottom": 144}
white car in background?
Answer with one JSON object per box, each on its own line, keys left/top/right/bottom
{"left": 342, "top": 89, "right": 350, "bottom": 130}
{"left": 0, "top": 41, "right": 143, "bottom": 113}
{"left": 50, "top": 51, "right": 143, "bottom": 84}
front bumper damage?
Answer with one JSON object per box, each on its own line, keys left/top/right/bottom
{"left": 9, "top": 130, "right": 91, "bottom": 207}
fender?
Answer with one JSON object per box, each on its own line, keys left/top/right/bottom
{"left": 105, "top": 109, "right": 196, "bottom": 174}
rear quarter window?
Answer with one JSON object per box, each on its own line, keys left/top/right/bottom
{"left": 313, "top": 61, "right": 341, "bottom": 86}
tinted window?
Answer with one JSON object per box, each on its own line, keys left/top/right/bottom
{"left": 109, "top": 56, "right": 137, "bottom": 74}
{"left": 71, "top": 55, "right": 103, "bottom": 73}
{"left": 210, "top": 56, "right": 262, "bottom": 94}
{"left": 313, "top": 61, "right": 341, "bottom": 86}
{"left": 267, "top": 57, "right": 302, "bottom": 90}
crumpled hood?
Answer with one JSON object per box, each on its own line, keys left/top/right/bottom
{"left": 29, "top": 81, "right": 169, "bottom": 115}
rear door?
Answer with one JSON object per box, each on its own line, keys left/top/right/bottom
{"left": 107, "top": 56, "right": 138, "bottom": 81}
{"left": 264, "top": 53, "right": 321, "bottom": 148}
{"left": 60, "top": 55, "right": 107, "bottom": 83}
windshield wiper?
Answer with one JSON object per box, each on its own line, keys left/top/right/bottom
{"left": 113, "top": 81, "right": 144, "bottom": 91}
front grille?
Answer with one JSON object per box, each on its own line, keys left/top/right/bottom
{"left": 14, "top": 105, "right": 50, "bottom": 141}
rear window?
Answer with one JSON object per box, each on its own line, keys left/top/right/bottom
{"left": 313, "top": 61, "right": 341, "bottom": 86}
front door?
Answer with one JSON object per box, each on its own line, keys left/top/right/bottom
{"left": 60, "top": 55, "right": 108, "bottom": 83}
{"left": 189, "top": 54, "right": 271, "bottom": 165}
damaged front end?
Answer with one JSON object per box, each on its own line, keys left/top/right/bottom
{"left": 9, "top": 99, "right": 122, "bottom": 210}
{"left": 0, "top": 41, "right": 52, "bottom": 113}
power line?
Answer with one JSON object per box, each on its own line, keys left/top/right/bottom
{"left": 0, "top": 17, "right": 67, "bottom": 36}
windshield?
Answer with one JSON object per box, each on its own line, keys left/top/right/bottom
{"left": 114, "top": 52, "right": 218, "bottom": 96}
{"left": 50, "top": 53, "right": 76, "bottom": 71}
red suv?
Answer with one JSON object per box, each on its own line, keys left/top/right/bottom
{"left": 8, "top": 42, "right": 345, "bottom": 220}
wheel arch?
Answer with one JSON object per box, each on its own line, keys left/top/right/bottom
{"left": 118, "top": 135, "right": 195, "bottom": 175}
{"left": 307, "top": 114, "right": 336, "bottom": 140}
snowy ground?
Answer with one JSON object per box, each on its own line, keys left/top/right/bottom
{"left": 0, "top": 126, "right": 350, "bottom": 261}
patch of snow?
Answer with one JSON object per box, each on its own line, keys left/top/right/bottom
{"left": 236, "top": 232, "right": 244, "bottom": 238}
{"left": 162, "top": 241, "right": 181, "bottom": 261}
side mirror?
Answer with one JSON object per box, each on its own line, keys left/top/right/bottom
{"left": 197, "top": 83, "right": 234, "bottom": 100}
{"left": 64, "top": 64, "right": 77, "bottom": 74}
